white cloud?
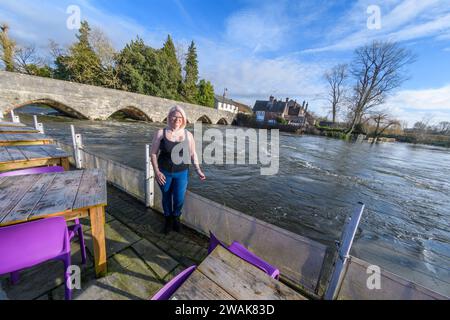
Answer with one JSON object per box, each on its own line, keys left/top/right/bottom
{"left": 303, "top": 0, "right": 450, "bottom": 53}
{"left": 224, "top": 3, "right": 291, "bottom": 53}
{"left": 196, "top": 38, "right": 329, "bottom": 110}
{"left": 0, "top": 0, "right": 166, "bottom": 51}
{"left": 385, "top": 84, "right": 450, "bottom": 126}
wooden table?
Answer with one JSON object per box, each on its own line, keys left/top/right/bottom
{"left": 0, "top": 133, "right": 54, "bottom": 146}
{"left": 0, "top": 121, "right": 26, "bottom": 127}
{"left": 0, "top": 145, "right": 70, "bottom": 171}
{"left": 0, "top": 126, "right": 39, "bottom": 134}
{"left": 0, "top": 169, "right": 108, "bottom": 277}
{"left": 171, "top": 245, "right": 307, "bottom": 300}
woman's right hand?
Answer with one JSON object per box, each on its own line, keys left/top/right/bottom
{"left": 156, "top": 171, "right": 166, "bottom": 186}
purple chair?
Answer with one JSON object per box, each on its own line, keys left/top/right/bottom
{"left": 208, "top": 231, "right": 280, "bottom": 279}
{"left": 0, "top": 166, "right": 87, "bottom": 264}
{"left": 208, "top": 231, "right": 227, "bottom": 254}
{"left": 0, "top": 217, "right": 73, "bottom": 300}
{"left": 151, "top": 265, "right": 197, "bottom": 300}
{"left": 0, "top": 165, "right": 66, "bottom": 177}
{"left": 228, "top": 241, "right": 280, "bottom": 279}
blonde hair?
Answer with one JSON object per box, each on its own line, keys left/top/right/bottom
{"left": 167, "top": 105, "right": 187, "bottom": 129}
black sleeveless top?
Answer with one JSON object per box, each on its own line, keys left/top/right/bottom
{"left": 158, "top": 128, "right": 190, "bottom": 173}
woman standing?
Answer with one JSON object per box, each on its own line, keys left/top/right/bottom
{"left": 150, "top": 106, "right": 206, "bottom": 234}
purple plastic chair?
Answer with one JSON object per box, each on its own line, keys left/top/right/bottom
{"left": 208, "top": 231, "right": 227, "bottom": 254}
{"left": 208, "top": 231, "right": 280, "bottom": 279}
{"left": 0, "top": 165, "right": 66, "bottom": 177}
{"left": 228, "top": 241, "right": 280, "bottom": 279}
{"left": 0, "top": 217, "right": 73, "bottom": 300}
{"left": 0, "top": 166, "right": 87, "bottom": 264}
{"left": 151, "top": 265, "right": 197, "bottom": 300}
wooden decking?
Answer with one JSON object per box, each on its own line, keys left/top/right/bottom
{"left": 0, "top": 185, "right": 210, "bottom": 300}
{"left": 0, "top": 145, "right": 69, "bottom": 171}
{"left": 0, "top": 133, "right": 53, "bottom": 146}
{"left": 0, "top": 184, "right": 308, "bottom": 300}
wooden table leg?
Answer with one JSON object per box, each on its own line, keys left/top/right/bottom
{"left": 89, "top": 205, "right": 107, "bottom": 277}
{"left": 61, "top": 157, "right": 70, "bottom": 170}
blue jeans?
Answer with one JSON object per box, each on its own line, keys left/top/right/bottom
{"left": 159, "top": 169, "right": 189, "bottom": 217}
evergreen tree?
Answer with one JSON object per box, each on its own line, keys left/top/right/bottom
{"left": 116, "top": 37, "right": 165, "bottom": 96}
{"left": 159, "top": 35, "right": 182, "bottom": 100}
{"left": 54, "top": 21, "right": 103, "bottom": 85}
{"left": 196, "top": 79, "right": 215, "bottom": 108}
{"left": 181, "top": 41, "right": 199, "bottom": 103}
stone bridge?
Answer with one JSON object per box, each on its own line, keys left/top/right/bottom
{"left": 0, "top": 71, "right": 236, "bottom": 125}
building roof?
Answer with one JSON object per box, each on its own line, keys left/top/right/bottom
{"left": 233, "top": 101, "right": 253, "bottom": 114}
{"left": 253, "top": 100, "right": 288, "bottom": 114}
{"left": 214, "top": 94, "right": 235, "bottom": 106}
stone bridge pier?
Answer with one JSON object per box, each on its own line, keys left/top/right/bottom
{"left": 0, "top": 71, "right": 236, "bottom": 125}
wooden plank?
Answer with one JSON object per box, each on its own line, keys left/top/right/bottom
{"left": 0, "top": 147, "right": 13, "bottom": 162}
{"left": 0, "top": 133, "right": 53, "bottom": 143}
{"left": 28, "top": 170, "right": 84, "bottom": 217}
{"left": 171, "top": 269, "right": 235, "bottom": 300}
{"left": 0, "top": 158, "right": 62, "bottom": 172}
{"left": 73, "top": 169, "right": 107, "bottom": 210}
{"left": 17, "top": 145, "right": 51, "bottom": 160}
{"left": 1, "top": 173, "right": 58, "bottom": 224}
{"left": 41, "top": 145, "right": 68, "bottom": 158}
{"left": 0, "top": 121, "right": 26, "bottom": 127}
{"left": 89, "top": 205, "right": 107, "bottom": 277}
{"left": 4, "top": 146, "right": 25, "bottom": 161}
{"left": 198, "top": 246, "right": 306, "bottom": 300}
{"left": 0, "top": 126, "right": 39, "bottom": 134}
{"left": 0, "top": 175, "right": 41, "bottom": 224}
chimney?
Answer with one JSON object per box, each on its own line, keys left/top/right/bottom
{"left": 302, "top": 100, "right": 306, "bottom": 108}
{"left": 286, "top": 98, "right": 289, "bottom": 104}
{"left": 305, "top": 103, "right": 308, "bottom": 112}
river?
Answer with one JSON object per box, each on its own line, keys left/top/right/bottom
{"left": 15, "top": 107, "right": 450, "bottom": 296}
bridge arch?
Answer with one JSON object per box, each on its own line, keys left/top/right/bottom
{"left": 216, "top": 118, "right": 229, "bottom": 125}
{"left": 196, "top": 115, "right": 212, "bottom": 124}
{"left": 11, "top": 98, "right": 89, "bottom": 119}
{"left": 107, "top": 106, "right": 152, "bottom": 122}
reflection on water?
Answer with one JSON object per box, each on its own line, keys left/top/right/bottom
{"left": 17, "top": 107, "right": 450, "bottom": 296}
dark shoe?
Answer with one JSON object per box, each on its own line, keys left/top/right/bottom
{"left": 163, "top": 216, "right": 172, "bottom": 234}
{"left": 173, "top": 216, "right": 181, "bottom": 233}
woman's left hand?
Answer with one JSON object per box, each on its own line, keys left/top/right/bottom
{"left": 196, "top": 169, "right": 206, "bottom": 181}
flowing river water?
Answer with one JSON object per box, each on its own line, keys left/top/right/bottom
{"left": 16, "top": 107, "right": 450, "bottom": 296}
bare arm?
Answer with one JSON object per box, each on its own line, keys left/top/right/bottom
{"left": 150, "top": 129, "right": 166, "bottom": 185}
{"left": 187, "top": 131, "right": 206, "bottom": 180}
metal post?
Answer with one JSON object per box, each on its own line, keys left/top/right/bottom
{"left": 10, "top": 110, "right": 20, "bottom": 123}
{"left": 70, "top": 125, "right": 83, "bottom": 169}
{"left": 324, "top": 202, "right": 365, "bottom": 300}
{"left": 145, "top": 144, "right": 154, "bottom": 208}
{"left": 33, "top": 115, "right": 45, "bottom": 134}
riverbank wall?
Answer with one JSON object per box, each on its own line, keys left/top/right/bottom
{"left": 55, "top": 140, "right": 447, "bottom": 300}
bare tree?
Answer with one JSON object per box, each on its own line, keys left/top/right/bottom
{"left": 48, "top": 39, "right": 66, "bottom": 60}
{"left": 324, "top": 64, "right": 348, "bottom": 123}
{"left": 345, "top": 41, "right": 415, "bottom": 138}
{"left": 89, "top": 27, "right": 116, "bottom": 68}
{"left": 14, "top": 44, "right": 45, "bottom": 74}
{"left": 435, "top": 121, "right": 450, "bottom": 135}
{"left": 0, "top": 23, "right": 16, "bottom": 71}
{"left": 368, "top": 110, "right": 400, "bottom": 144}
{"left": 88, "top": 28, "right": 122, "bottom": 89}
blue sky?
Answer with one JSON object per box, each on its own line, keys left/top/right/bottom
{"left": 1, "top": 0, "right": 450, "bottom": 126}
